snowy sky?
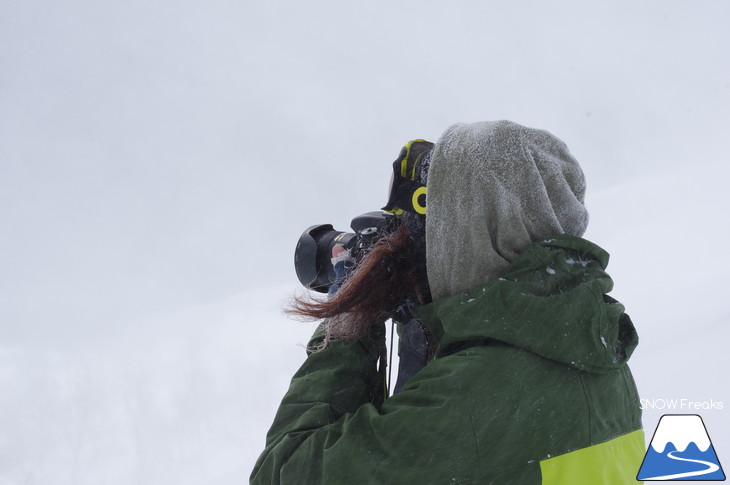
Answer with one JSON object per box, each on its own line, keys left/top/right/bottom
{"left": 2, "top": 0, "right": 727, "bottom": 349}
{"left": 1, "top": 1, "right": 729, "bottom": 483}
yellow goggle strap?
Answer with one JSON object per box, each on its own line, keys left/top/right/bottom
{"left": 381, "top": 139, "right": 433, "bottom": 216}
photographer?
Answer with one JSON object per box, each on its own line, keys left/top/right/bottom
{"left": 251, "top": 121, "right": 644, "bottom": 484}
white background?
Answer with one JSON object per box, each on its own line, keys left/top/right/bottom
{"left": 1, "top": 1, "right": 728, "bottom": 483}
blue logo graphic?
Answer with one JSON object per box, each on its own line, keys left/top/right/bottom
{"left": 637, "top": 414, "right": 725, "bottom": 481}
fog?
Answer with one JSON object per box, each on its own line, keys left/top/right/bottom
{"left": 1, "top": 1, "right": 728, "bottom": 483}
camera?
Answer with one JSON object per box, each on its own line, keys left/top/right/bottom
{"left": 294, "top": 211, "right": 395, "bottom": 293}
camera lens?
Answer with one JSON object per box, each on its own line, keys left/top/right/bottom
{"left": 294, "top": 211, "right": 394, "bottom": 293}
{"left": 294, "top": 225, "right": 355, "bottom": 293}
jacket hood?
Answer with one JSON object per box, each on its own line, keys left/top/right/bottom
{"left": 413, "top": 235, "right": 638, "bottom": 373}
{"left": 425, "top": 120, "right": 589, "bottom": 300}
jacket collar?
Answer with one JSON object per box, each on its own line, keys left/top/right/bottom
{"left": 412, "top": 235, "right": 638, "bottom": 373}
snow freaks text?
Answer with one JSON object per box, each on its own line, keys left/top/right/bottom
{"left": 641, "top": 399, "right": 724, "bottom": 411}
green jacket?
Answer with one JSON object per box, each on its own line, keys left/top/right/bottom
{"left": 251, "top": 236, "right": 644, "bottom": 484}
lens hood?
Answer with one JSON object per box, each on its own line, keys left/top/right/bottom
{"left": 294, "top": 224, "right": 354, "bottom": 293}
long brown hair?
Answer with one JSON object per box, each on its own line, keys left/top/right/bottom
{"left": 287, "top": 218, "right": 430, "bottom": 342}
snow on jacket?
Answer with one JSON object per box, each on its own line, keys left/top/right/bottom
{"left": 249, "top": 236, "right": 644, "bottom": 484}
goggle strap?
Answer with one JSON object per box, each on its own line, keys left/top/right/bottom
{"left": 383, "top": 139, "right": 433, "bottom": 216}
{"left": 382, "top": 176, "right": 427, "bottom": 215}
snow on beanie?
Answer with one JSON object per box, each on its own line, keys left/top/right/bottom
{"left": 425, "top": 120, "right": 589, "bottom": 300}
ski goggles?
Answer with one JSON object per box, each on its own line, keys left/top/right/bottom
{"left": 381, "top": 139, "right": 433, "bottom": 216}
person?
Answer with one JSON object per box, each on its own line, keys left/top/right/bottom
{"left": 250, "top": 120, "right": 644, "bottom": 484}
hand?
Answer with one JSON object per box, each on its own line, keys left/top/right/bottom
{"left": 328, "top": 245, "right": 355, "bottom": 297}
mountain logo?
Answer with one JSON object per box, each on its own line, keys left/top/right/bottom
{"left": 637, "top": 414, "right": 725, "bottom": 481}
